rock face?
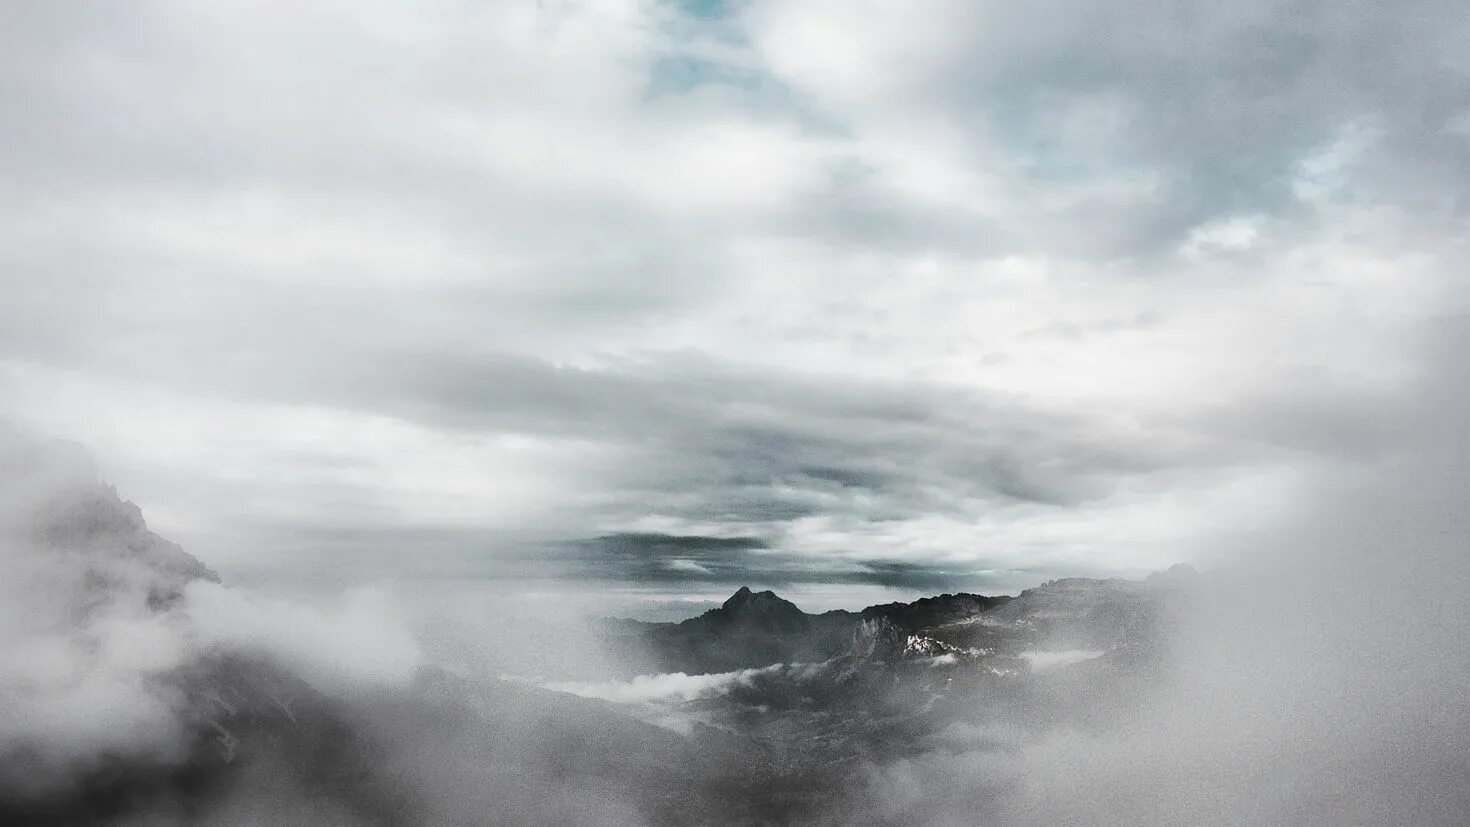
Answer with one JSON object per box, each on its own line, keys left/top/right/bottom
{"left": 1, "top": 424, "right": 218, "bottom": 614}
{"left": 847, "top": 616, "right": 911, "bottom": 660}
{"left": 858, "top": 592, "right": 1011, "bottom": 631}
{"left": 32, "top": 482, "right": 219, "bottom": 607}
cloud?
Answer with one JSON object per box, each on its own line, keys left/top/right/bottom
{"left": 0, "top": 423, "right": 693, "bottom": 825}
{"left": 543, "top": 664, "right": 785, "bottom": 706}
{"left": 842, "top": 319, "right": 1470, "bottom": 824}
{"left": 744, "top": 0, "right": 1470, "bottom": 252}
{"left": 183, "top": 582, "right": 421, "bottom": 695}
{"left": 662, "top": 558, "right": 714, "bottom": 575}
{"left": 1, "top": 0, "right": 1467, "bottom": 591}
{"left": 546, "top": 532, "right": 1024, "bottom": 593}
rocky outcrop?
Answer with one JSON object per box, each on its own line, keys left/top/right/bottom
{"left": 2, "top": 423, "right": 217, "bottom": 615}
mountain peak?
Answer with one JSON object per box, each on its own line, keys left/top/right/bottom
{"left": 694, "top": 587, "right": 808, "bottom": 633}
{"left": 721, "top": 585, "right": 785, "bottom": 610}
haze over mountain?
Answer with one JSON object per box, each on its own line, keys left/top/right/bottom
{"left": 0, "top": 422, "right": 1191, "bottom": 824}
{"left": 6, "top": 374, "right": 1470, "bottom": 824}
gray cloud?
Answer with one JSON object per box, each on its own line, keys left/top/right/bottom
{"left": 177, "top": 348, "right": 1346, "bottom": 548}
{"left": 1, "top": 0, "right": 1467, "bottom": 589}
{"left": 542, "top": 532, "right": 987, "bottom": 593}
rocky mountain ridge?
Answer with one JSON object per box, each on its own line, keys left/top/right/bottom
{"left": 599, "top": 565, "right": 1189, "bottom": 677}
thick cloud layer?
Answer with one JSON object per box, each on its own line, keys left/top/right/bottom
{"left": 4, "top": 1, "right": 1467, "bottom": 590}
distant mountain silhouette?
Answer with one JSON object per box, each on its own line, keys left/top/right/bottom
{"left": 606, "top": 586, "right": 1020, "bottom": 674}
{"left": 690, "top": 586, "right": 810, "bottom": 633}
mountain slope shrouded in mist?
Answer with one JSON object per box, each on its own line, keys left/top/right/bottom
{"left": 0, "top": 423, "right": 406, "bottom": 823}
{"left": 0, "top": 426, "right": 716, "bottom": 825}
{"left": 5, "top": 415, "right": 1470, "bottom": 825}
{"left": 0, "top": 422, "right": 1185, "bottom": 825}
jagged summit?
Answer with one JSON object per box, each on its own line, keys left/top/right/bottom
{"left": 725, "top": 585, "right": 755, "bottom": 603}
{"left": 610, "top": 577, "right": 1159, "bottom": 676}
{"left": 721, "top": 586, "right": 794, "bottom": 611}
{"left": 2, "top": 422, "right": 217, "bottom": 613}
{"left": 698, "top": 586, "right": 808, "bottom": 633}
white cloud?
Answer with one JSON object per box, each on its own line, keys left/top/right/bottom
{"left": 542, "top": 663, "right": 784, "bottom": 705}
{"left": 663, "top": 558, "right": 714, "bottom": 575}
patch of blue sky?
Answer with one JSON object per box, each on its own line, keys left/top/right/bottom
{"left": 644, "top": 54, "right": 851, "bottom": 139}
{"left": 646, "top": 54, "right": 762, "bottom": 96}
{"left": 669, "top": 0, "right": 736, "bottom": 21}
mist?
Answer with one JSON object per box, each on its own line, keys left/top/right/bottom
{"left": 5, "top": 363, "right": 1470, "bottom": 823}
{"left": 0, "top": 423, "right": 657, "bottom": 824}
{"left": 844, "top": 323, "right": 1470, "bottom": 825}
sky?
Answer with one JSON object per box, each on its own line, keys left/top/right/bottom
{"left": 3, "top": 1, "right": 1468, "bottom": 612}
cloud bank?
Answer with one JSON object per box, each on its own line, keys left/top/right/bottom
{"left": 4, "top": 0, "right": 1467, "bottom": 589}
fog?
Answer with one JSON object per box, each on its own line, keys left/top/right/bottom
{"left": 0, "top": 423, "right": 645, "bottom": 824}
{"left": 842, "top": 323, "right": 1470, "bottom": 825}
{"left": 5, "top": 321, "right": 1470, "bottom": 823}
{"left": 5, "top": 318, "right": 1470, "bottom": 824}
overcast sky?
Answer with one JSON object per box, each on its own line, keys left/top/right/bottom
{"left": 3, "top": 1, "right": 1468, "bottom": 599}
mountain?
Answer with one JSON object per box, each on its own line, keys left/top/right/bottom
{"left": 600, "top": 568, "right": 1193, "bottom": 680}
{"left": 603, "top": 587, "right": 1022, "bottom": 675}
{"left": 1, "top": 425, "right": 218, "bottom": 611}
{"left": 0, "top": 427, "right": 732, "bottom": 826}
{"left": 1, "top": 424, "right": 1206, "bottom": 825}
{"left": 857, "top": 591, "right": 1011, "bottom": 630}
{"left": 567, "top": 572, "right": 1193, "bottom": 823}
{"left": 700, "top": 586, "right": 809, "bottom": 632}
